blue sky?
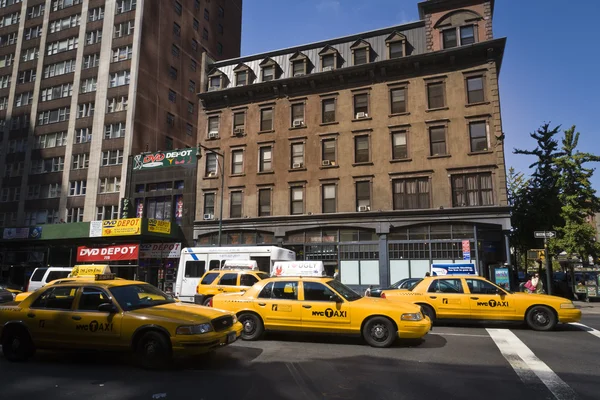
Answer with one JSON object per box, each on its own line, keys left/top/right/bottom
{"left": 240, "top": 0, "right": 600, "bottom": 190}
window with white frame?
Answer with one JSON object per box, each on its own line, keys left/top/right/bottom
{"left": 113, "top": 20, "right": 134, "bottom": 38}
{"left": 17, "top": 69, "right": 36, "bottom": 84}
{"left": 66, "top": 207, "right": 84, "bottom": 223}
{"left": 82, "top": 53, "right": 100, "bottom": 69}
{"left": 0, "top": 97, "right": 8, "bottom": 110}
{"left": 0, "top": 187, "right": 20, "bottom": 202}
{"left": 15, "top": 91, "right": 33, "bottom": 107}
{"left": 1, "top": 0, "right": 23, "bottom": 7}
{"left": 35, "top": 131, "right": 67, "bottom": 149}
{"left": 88, "top": 6, "right": 104, "bottom": 21}
{"left": 116, "top": 0, "right": 136, "bottom": 14}
{"left": 69, "top": 180, "right": 86, "bottom": 196}
{"left": 71, "top": 153, "right": 89, "bottom": 169}
{"left": 208, "top": 116, "right": 219, "bottom": 136}
{"left": 24, "top": 26, "right": 42, "bottom": 40}
{"left": 0, "top": 12, "right": 19, "bottom": 27}
{"left": 74, "top": 128, "right": 92, "bottom": 144}
{"left": 105, "top": 122, "right": 126, "bottom": 139}
{"left": 52, "top": 0, "right": 82, "bottom": 12}
{"left": 76, "top": 102, "right": 94, "bottom": 118}
{"left": 0, "top": 53, "right": 13, "bottom": 68}
{"left": 43, "top": 59, "right": 76, "bottom": 78}
{"left": 27, "top": 4, "right": 44, "bottom": 19}
{"left": 85, "top": 30, "right": 102, "bottom": 45}
{"left": 205, "top": 154, "right": 217, "bottom": 177}
{"left": 21, "top": 47, "right": 39, "bottom": 62}
{"left": 109, "top": 70, "right": 130, "bottom": 87}
{"left": 99, "top": 177, "right": 121, "bottom": 193}
{"left": 0, "top": 74, "right": 9, "bottom": 88}
{"left": 291, "top": 143, "right": 304, "bottom": 168}
{"left": 25, "top": 209, "right": 59, "bottom": 225}
{"left": 46, "top": 37, "right": 78, "bottom": 55}
{"left": 102, "top": 150, "right": 124, "bottom": 166}
{"left": 112, "top": 46, "right": 132, "bottom": 62}
{"left": 106, "top": 97, "right": 128, "bottom": 113}
{"left": 259, "top": 146, "right": 272, "bottom": 172}
{"left": 30, "top": 157, "right": 64, "bottom": 174}
{"left": 80, "top": 77, "right": 97, "bottom": 93}
{"left": 97, "top": 205, "right": 119, "bottom": 220}
{"left": 49, "top": 14, "right": 80, "bottom": 33}
{"left": 41, "top": 83, "right": 73, "bottom": 101}
{"left": 38, "top": 107, "right": 70, "bottom": 125}
{"left": 0, "top": 32, "right": 17, "bottom": 47}
{"left": 231, "top": 150, "right": 243, "bottom": 175}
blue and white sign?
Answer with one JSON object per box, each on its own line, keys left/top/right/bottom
{"left": 431, "top": 263, "right": 477, "bottom": 276}
{"left": 462, "top": 252, "right": 471, "bottom": 260}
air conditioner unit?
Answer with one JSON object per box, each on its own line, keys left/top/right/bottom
{"left": 322, "top": 160, "right": 331, "bottom": 166}
{"left": 323, "top": 66, "right": 333, "bottom": 72}
{"left": 207, "top": 171, "right": 217, "bottom": 177}
{"left": 356, "top": 112, "right": 368, "bottom": 119}
{"left": 203, "top": 214, "right": 214, "bottom": 220}
{"left": 292, "top": 163, "right": 303, "bottom": 169}
{"left": 208, "top": 86, "right": 219, "bottom": 92}
{"left": 293, "top": 73, "right": 304, "bottom": 77}
{"left": 234, "top": 128, "right": 245, "bottom": 135}
{"left": 358, "top": 206, "right": 370, "bottom": 212}
{"left": 293, "top": 120, "right": 304, "bottom": 127}
{"left": 208, "top": 132, "right": 218, "bottom": 139}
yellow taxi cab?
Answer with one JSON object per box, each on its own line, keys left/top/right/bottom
{"left": 380, "top": 275, "right": 581, "bottom": 331}
{"left": 0, "top": 270, "right": 242, "bottom": 368}
{"left": 194, "top": 266, "right": 269, "bottom": 306}
{"left": 210, "top": 274, "right": 431, "bottom": 348}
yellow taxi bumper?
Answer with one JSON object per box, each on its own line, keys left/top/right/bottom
{"left": 397, "top": 317, "right": 432, "bottom": 339}
{"left": 558, "top": 308, "right": 582, "bottom": 323}
{"left": 170, "top": 322, "right": 243, "bottom": 355}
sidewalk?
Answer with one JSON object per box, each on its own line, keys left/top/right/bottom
{"left": 574, "top": 300, "right": 600, "bottom": 315}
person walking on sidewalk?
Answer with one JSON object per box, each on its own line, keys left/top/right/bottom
{"left": 525, "top": 273, "right": 545, "bottom": 294}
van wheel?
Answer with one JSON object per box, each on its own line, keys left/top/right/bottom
{"left": 1, "top": 326, "right": 35, "bottom": 362}
{"left": 202, "top": 297, "right": 212, "bottom": 307}
{"left": 238, "top": 313, "right": 264, "bottom": 341}
{"left": 136, "top": 331, "right": 172, "bottom": 369}
{"left": 526, "top": 306, "right": 557, "bottom": 331}
{"left": 363, "top": 317, "right": 396, "bottom": 348}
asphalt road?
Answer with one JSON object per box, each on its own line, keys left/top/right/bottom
{"left": 1, "top": 315, "right": 599, "bottom": 400}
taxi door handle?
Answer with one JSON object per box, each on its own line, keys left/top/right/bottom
{"left": 72, "top": 316, "right": 82, "bottom": 321}
{"left": 218, "top": 288, "right": 224, "bottom": 291}
{"left": 470, "top": 297, "right": 479, "bottom": 300}
{"left": 27, "top": 313, "right": 35, "bottom": 318}
{"left": 302, "top": 305, "right": 312, "bottom": 309}
{"left": 258, "top": 303, "right": 266, "bottom": 307}
{"left": 429, "top": 296, "right": 437, "bottom": 299}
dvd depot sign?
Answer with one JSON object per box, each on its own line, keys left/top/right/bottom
{"left": 139, "top": 243, "right": 181, "bottom": 259}
{"left": 77, "top": 245, "right": 140, "bottom": 262}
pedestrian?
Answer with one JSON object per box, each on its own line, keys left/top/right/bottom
{"left": 525, "top": 273, "right": 544, "bottom": 294}
{"left": 364, "top": 286, "right": 372, "bottom": 297}
{"left": 425, "top": 272, "right": 431, "bottom": 277}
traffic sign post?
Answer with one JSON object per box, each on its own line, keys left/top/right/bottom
{"left": 534, "top": 231, "right": 556, "bottom": 239}
{"left": 533, "top": 231, "right": 556, "bottom": 295}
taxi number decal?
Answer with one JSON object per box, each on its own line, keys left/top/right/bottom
{"left": 76, "top": 320, "right": 113, "bottom": 332}
{"left": 271, "top": 304, "right": 292, "bottom": 312}
{"left": 477, "top": 300, "right": 509, "bottom": 308}
{"left": 442, "top": 298, "right": 460, "bottom": 305}
{"left": 312, "top": 308, "right": 347, "bottom": 318}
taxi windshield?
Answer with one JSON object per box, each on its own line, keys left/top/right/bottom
{"left": 109, "top": 284, "right": 175, "bottom": 311}
{"left": 327, "top": 280, "right": 362, "bottom": 301}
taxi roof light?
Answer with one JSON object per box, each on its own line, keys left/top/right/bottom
{"left": 95, "top": 273, "right": 117, "bottom": 281}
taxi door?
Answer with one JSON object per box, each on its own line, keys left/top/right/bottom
{"left": 64, "top": 287, "right": 123, "bottom": 348}
{"left": 425, "top": 278, "right": 471, "bottom": 319}
{"left": 254, "top": 280, "right": 303, "bottom": 331}
{"left": 216, "top": 272, "right": 244, "bottom": 294}
{"left": 26, "top": 285, "right": 79, "bottom": 346}
{"left": 465, "top": 278, "right": 517, "bottom": 321}
{"left": 300, "top": 281, "right": 352, "bottom": 334}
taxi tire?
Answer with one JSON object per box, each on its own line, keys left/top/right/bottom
{"left": 136, "top": 331, "right": 172, "bottom": 370}
{"left": 526, "top": 306, "right": 557, "bottom": 331}
{"left": 1, "top": 326, "right": 35, "bottom": 362}
{"left": 202, "top": 297, "right": 212, "bottom": 307}
{"left": 363, "top": 317, "right": 396, "bottom": 348}
{"left": 238, "top": 313, "right": 264, "bottom": 341}
{"left": 419, "top": 304, "right": 436, "bottom": 323}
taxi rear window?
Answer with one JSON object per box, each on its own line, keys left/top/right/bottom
{"left": 201, "top": 272, "right": 219, "bottom": 285}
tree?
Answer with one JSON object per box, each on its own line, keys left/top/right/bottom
{"left": 551, "top": 126, "right": 600, "bottom": 262}
{"left": 506, "top": 167, "right": 528, "bottom": 207}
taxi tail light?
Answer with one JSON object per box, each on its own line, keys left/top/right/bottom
{"left": 381, "top": 293, "right": 386, "bottom": 299}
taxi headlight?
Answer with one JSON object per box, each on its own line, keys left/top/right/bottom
{"left": 176, "top": 323, "right": 213, "bottom": 335}
{"left": 401, "top": 312, "right": 423, "bottom": 321}
{"left": 560, "top": 303, "right": 576, "bottom": 309}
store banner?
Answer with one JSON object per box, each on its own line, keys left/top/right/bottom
{"left": 102, "top": 218, "right": 141, "bottom": 236}
{"left": 139, "top": 243, "right": 181, "bottom": 259}
{"left": 120, "top": 198, "right": 133, "bottom": 219}
{"left": 77, "top": 244, "right": 139, "bottom": 262}
{"left": 148, "top": 219, "right": 171, "bottom": 234}
{"left": 132, "top": 148, "right": 197, "bottom": 170}
{"left": 2, "top": 227, "right": 42, "bottom": 239}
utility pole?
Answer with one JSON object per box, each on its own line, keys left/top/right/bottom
{"left": 535, "top": 231, "right": 555, "bottom": 295}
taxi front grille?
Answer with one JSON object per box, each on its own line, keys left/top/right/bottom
{"left": 212, "top": 315, "right": 234, "bottom": 332}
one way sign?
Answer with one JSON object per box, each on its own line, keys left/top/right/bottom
{"left": 534, "top": 231, "right": 556, "bottom": 239}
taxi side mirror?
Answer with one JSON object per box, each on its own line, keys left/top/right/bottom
{"left": 330, "top": 294, "right": 342, "bottom": 303}
{"left": 496, "top": 288, "right": 505, "bottom": 296}
{"left": 98, "top": 303, "right": 117, "bottom": 313}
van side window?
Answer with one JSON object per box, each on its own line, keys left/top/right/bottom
{"left": 47, "top": 271, "right": 70, "bottom": 282}
{"left": 258, "top": 282, "right": 273, "bottom": 298}
{"left": 201, "top": 272, "right": 220, "bottom": 285}
{"left": 240, "top": 274, "right": 259, "bottom": 287}
{"left": 218, "top": 273, "right": 238, "bottom": 286}
{"left": 209, "top": 260, "right": 220, "bottom": 270}
{"left": 185, "top": 261, "right": 205, "bottom": 277}
{"left": 30, "top": 269, "right": 47, "bottom": 282}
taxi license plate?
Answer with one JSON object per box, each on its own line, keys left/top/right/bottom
{"left": 227, "top": 332, "right": 237, "bottom": 344}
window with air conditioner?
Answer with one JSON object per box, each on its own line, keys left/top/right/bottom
{"left": 356, "top": 181, "right": 371, "bottom": 211}
{"left": 353, "top": 93, "right": 369, "bottom": 118}
{"left": 322, "top": 139, "right": 336, "bottom": 166}
{"left": 291, "top": 103, "right": 304, "bottom": 127}
{"left": 208, "top": 116, "right": 219, "bottom": 137}
{"left": 204, "top": 193, "right": 215, "bottom": 217}
{"left": 233, "top": 112, "right": 245, "bottom": 134}
{"left": 291, "top": 143, "right": 304, "bottom": 168}
{"left": 205, "top": 154, "right": 217, "bottom": 177}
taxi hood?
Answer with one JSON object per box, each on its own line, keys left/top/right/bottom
{"left": 128, "top": 302, "right": 233, "bottom": 323}
{"left": 356, "top": 295, "right": 422, "bottom": 313}
{"left": 508, "top": 292, "right": 571, "bottom": 304}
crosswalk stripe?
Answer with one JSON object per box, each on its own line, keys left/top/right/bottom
{"left": 487, "top": 328, "right": 578, "bottom": 400}
{"left": 569, "top": 323, "right": 600, "bottom": 339}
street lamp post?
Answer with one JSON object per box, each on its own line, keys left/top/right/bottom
{"left": 196, "top": 144, "right": 225, "bottom": 246}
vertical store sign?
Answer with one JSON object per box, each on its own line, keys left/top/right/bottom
{"left": 462, "top": 240, "right": 471, "bottom": 261}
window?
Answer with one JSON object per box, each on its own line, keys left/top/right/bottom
{"left": 190, "top": 59, "right": 197, "bottom": 71}
{"left": 205, "top": 153, "right": 217, "bottom": 177}
{"left": 240, "top": 274, "right": 259, "bottom": 287}
{"left": 322, "top": 98, "right": 335, "bottom": 123}
{"left": 75, "top": 128, "right": 92, "bottom": 144}
{"left": 0, "top": 32, "right": 17, "bottom": 47}
{"left": 429, "top": 126, "right": 447, "bottom": 156}
{"left": 442, "top": 28, "right": 457, "bottom": 49}
{"left": 322, "top": 139, "right": 336, "bottom": 165}
{"left": 24, "top": 209, "right": 59, "bottom": 225}
{"left": 174, "top": 1, "right": 182, "bottom": 15}
{"left": 66, "top": 208, "right": 84, "bottom": 223}
{"left": 38, "top": 107, "right": 70, "bottom": 125}
{"left": 52, "top": 0, "right": 82, "bottom": 11}
{"left": 113, "top": 20, "right": 134, "bottom": 38}
{"left": 217, "top": 42, "right": 223, "bottom": 55}
{"left": 427, "top": 82, "right": 445, "bottom": 109}
{"left": 71, "top": 153, "right": 89, "bottom": 169}
{"left": 204, "top": 193, "right": 215, "bottom": 216}
{"left": 460, "top": 25, "right": 475, "bottom": 45}
{"left": 428, "top": 279, "right": 464, "bottom": 294}
{"left": 392, "top": 131, "right": 408, "bottom": 159}
{"left": 191, "top": 39, "right": 198, "bottom": 51}
{"left": 186, "top": 123, "right": 193, "bottom": 136}
{"left": 322, "top": 54, "right": 334, "bottom": 70}
{"left": 168, "top": 89, "right": 176, "bottom": 103}
{"left": 169, "top": 66, "right": 178, "bottom": 79}
{"left": 235, "top": 70, "right": 247, "bottom": 86}
{"left": 101, "top": 150, "right": 124, "bottom": 166}
{"left": 262, "top": 65, "right": 274, "bottom": 82}
{"left": 78, "top": 287, "right": 110, "bottom": 311}
{"left": 356, "top": 181, "right": 371, "bottom": 210}
{"left": 69, "top": 180, "right": 86, "bottom": 196}
{"left": 209, "top": 75, "right": 221, "bottom": 89}
{"left": 31, "top": 286, "right": 77, "bottom": 310}
{"left": 106, "top": 96, "right": 128, "bottom": 113}
{"left": 259, "top": 146, "right": 272, "bottom": 172}
{"left": 218, "top": 23, "right": 223, "bottom": 34}
{"left": 292, "top": 60, "right": 305, "bottom": 76}
{"left": 109, "top": 70, "right": 130, "bottom": 87}
{"left": 172, "top": 44, "right": 180, "bottom": 57}
{"left": 291, "top": 103, "right": 304, "bottom": 126}
{"left": 202, "top": 28, "right": 208, "bottom": 40}
{"left": 322, "top": 184, "right": 336, "bottom": 213}
{"left": 0, "top": 53, "right": 13, "bottom": 68}
{"left": 7, "top": 138, "right": 26, "bottom": 152}
{"left": 112, "top": 46, "right": 133, "bottom": 62}
{"left": 354, "top": 135, "right": 370, "bottom": 163}
{"left": 304, "top": 282, "right": 337, "bottom": 301}
{"left": 393, "top": 178, "right": 430, "bottom": 210}
{"left": 218, "top": 273, "right": 238, "bottom": 286}
{"left": 193, "top": 18, "right": 199, "bottom": 31}
{"left": 390, "top": 87, "right": 406, "bottom": 114}
{"left": 27, "top": 4, "right": 44, "bottom": 19}
{"left": 290, "top": 187, "right": 304, "bottom": 215}
{"left": 80, "top": 77, "right": 97, "bottom": 93}
{"left": 99, "top": 177, "right": 121, "bottom": 193}
{"left": 15, "top": 91, "right": 34, "bottom": 107}
{"left": 389, "top": 41, "right": 404, "bottom": 59}
{"left": 21, "top": 47, "right": 38, "bottom": 62}
{"left": 204, "top": 8, "right": 209, "bottom": 20}
{"left": 260, "top": 108, "right": 273, "bottom": 131}
{"left": 353, "top": 93, "right": 369, "bottom": 117}
{"left": 194, "top": 0, "right": 200, "bottom": 10}
{"left": 44, "top": 59, "right": 76, "bottom": 78}
{"left": 230, "top": 192, "right": 242, "bottom": 218}
{"left": 85, "top": 30, "right": 102, "bottom": 45}
{"left": 231, "top": 150, "right": 243, "bottom": 174}
{"left": 0, "top": 12, "right": 20, "bottom": 27}
{"left": 24, "top": 26, "right": 42, "bottom": 40}
{"left": 76, "top": 102, "right": 94, "bottom": 118}
{"left": 189, "top": 80, "right": 196, "bottom": 93}
{"left": 218, "top": 6, "right": 224, "bottom": 18}
{"left": 466, "top": 76, "right": 484, "bottom": 104}
{"left": 82, "top": 53, "right": 100, "bottom": 69}
{"left": 116, "top": 0, "right": 136, "bottom": 14}
{"left": 17, "top": 69, "right": 36, "bottom": 84}
{"left": 188, "top": 102, "right": 194, "bottom": 114}
{"left": 291, "top": 143, "right": 304, "bottom": 168}
{"left": 353, "top": 47, "right": 367, "bottom": 65}
{"left": 104, "top": 122, "right": 126, "bottom": 139}
{"left": 208, "top": 116, "right": 219, "bottom": 136}
{"left": 35, "top": 131, "right": 67, "bottom": 149}
{"left": 469, "top": 121, "right": 488, "bottom": 152}
{"left": 173, "top": 22, "right": 180, "bottom": 37}
{"left": 0, "top": 187, "right": 20, "bottom": 202}
{"left": 88, "top": 7, "right": 104, "bottom": 21}
{"left": 96, "top": 205, "right": 119, "bottom": 221}
{"left": 166, "top": 113, "right": 175, "bottom": 126}
{"left": 0, "top": 74, "right": 9, "bottom": 88}
{"left": 443, "top": 25, "right": 475, "bottom": 49}
{"left": 233, "top": 111, "right": 245, "bottom": 132}
{"left": 258, "top": 189, "right": 271, "bottom": 216}
{"left": 0, "top": 96, "right": 6, "bottom": 110}
{"left": 452, "top": 173, "right": 493, "bottom": 207}
{"left": 466, "top": 279, "right": 499, "bottom": 295}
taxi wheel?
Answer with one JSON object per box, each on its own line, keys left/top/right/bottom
{"left": 526, "top": 306, "right": 557, "bottom": 331}
{"left": 1, "top": 326, "right": 35, "bottom": 362}
{"left": 202, "top": 297, "right": 212, "bottom": 307}
{"left": 136, "top": 331, "right": 172, "bottom": 369}
{"left": 238, "top": 313, "right": 264, "bottom": 341}
{"left": 363, "top": 317, "right": 396, "bottom": 348}
{"left": 420, "top": 305, "right": 436, "bottom": 322}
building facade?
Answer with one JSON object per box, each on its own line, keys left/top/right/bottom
{"left": 195, "top": 0, "right": 510, "bottom": 290}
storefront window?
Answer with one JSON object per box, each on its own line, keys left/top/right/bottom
{"left": 339, "top": 229, "right": 359, "bottom": 242}
{"left": 430, "top": 224, "right": 452, "bottom": 240}
{"left": 408, "top": 226, "right": 428, "bottom": 240}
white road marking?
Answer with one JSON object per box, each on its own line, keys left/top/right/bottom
{"left": 569, "top": 322, "right": 600, "bottom": 339}
{"left": 431, "top": 332, "right": 489, "bottom": 338}
{"left": 487, "top": 328, "right": 578, "bottom": 400}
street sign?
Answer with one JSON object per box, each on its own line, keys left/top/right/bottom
{"left": 534, "top": 231, "right": 556, "bottom": 239}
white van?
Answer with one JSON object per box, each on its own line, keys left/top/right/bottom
{"left": 175, "top": 246, "right": 295, "bottom": 303}
{"left": 27, "top": 267, "right": 72, "bottom": 292}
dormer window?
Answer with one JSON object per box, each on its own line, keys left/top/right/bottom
{"left": 385, "top": 31, "right": 407, "bottom": 59}
{"left": 389, "top": 42, "right": 403, "bottom": 58}
{"left": 290, "top": 51, "right": 309, "bottom": 77}
{"left": 319, "top": 45, "right": 338, "bottom": 72}
{"left": 236, "top": 70, "right": 247, "bottom": 86}
{"left": 292, "top": 61, "right": 305, "bottom": 76}
{"left": 207, "top": 68, "right": 227, "bottom": 91}
{"left": 210, "top": 76, "right": 221, "bottom": 89}
{"left": 262, "top": 65, "right": 274, "bottom": 81}
{"left": 350, "top": 39, "right": 371, "bottom": 66}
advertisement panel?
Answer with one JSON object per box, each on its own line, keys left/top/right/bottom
{"left": 132, "top": 148, "right": 197, "bottom": 170}
{"left": 494, "top": 267, "right": 510, "bottom": 290}
{"left": 148, "top": 219, "right": 171, "bottom": 234}
{"left": 139, "top": 243, "right": 181, "bottom": 259}
{"left": 102, "top": 218, "right": 141, "bottom": 236}
{"left": 77, "top": 245, "right": 140, "bottom": 262}
{"left": 2, "top": 227, "right": 42, "bottom": 240}
{"left": 431, "top": 263, "right": 477, "bottom": 276}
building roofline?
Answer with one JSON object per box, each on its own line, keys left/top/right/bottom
{"left": 418, "top": 0, "right": 495, "bottom": 19}
{"left": 212, "top": 20, "right": 426, "bottom": 67}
